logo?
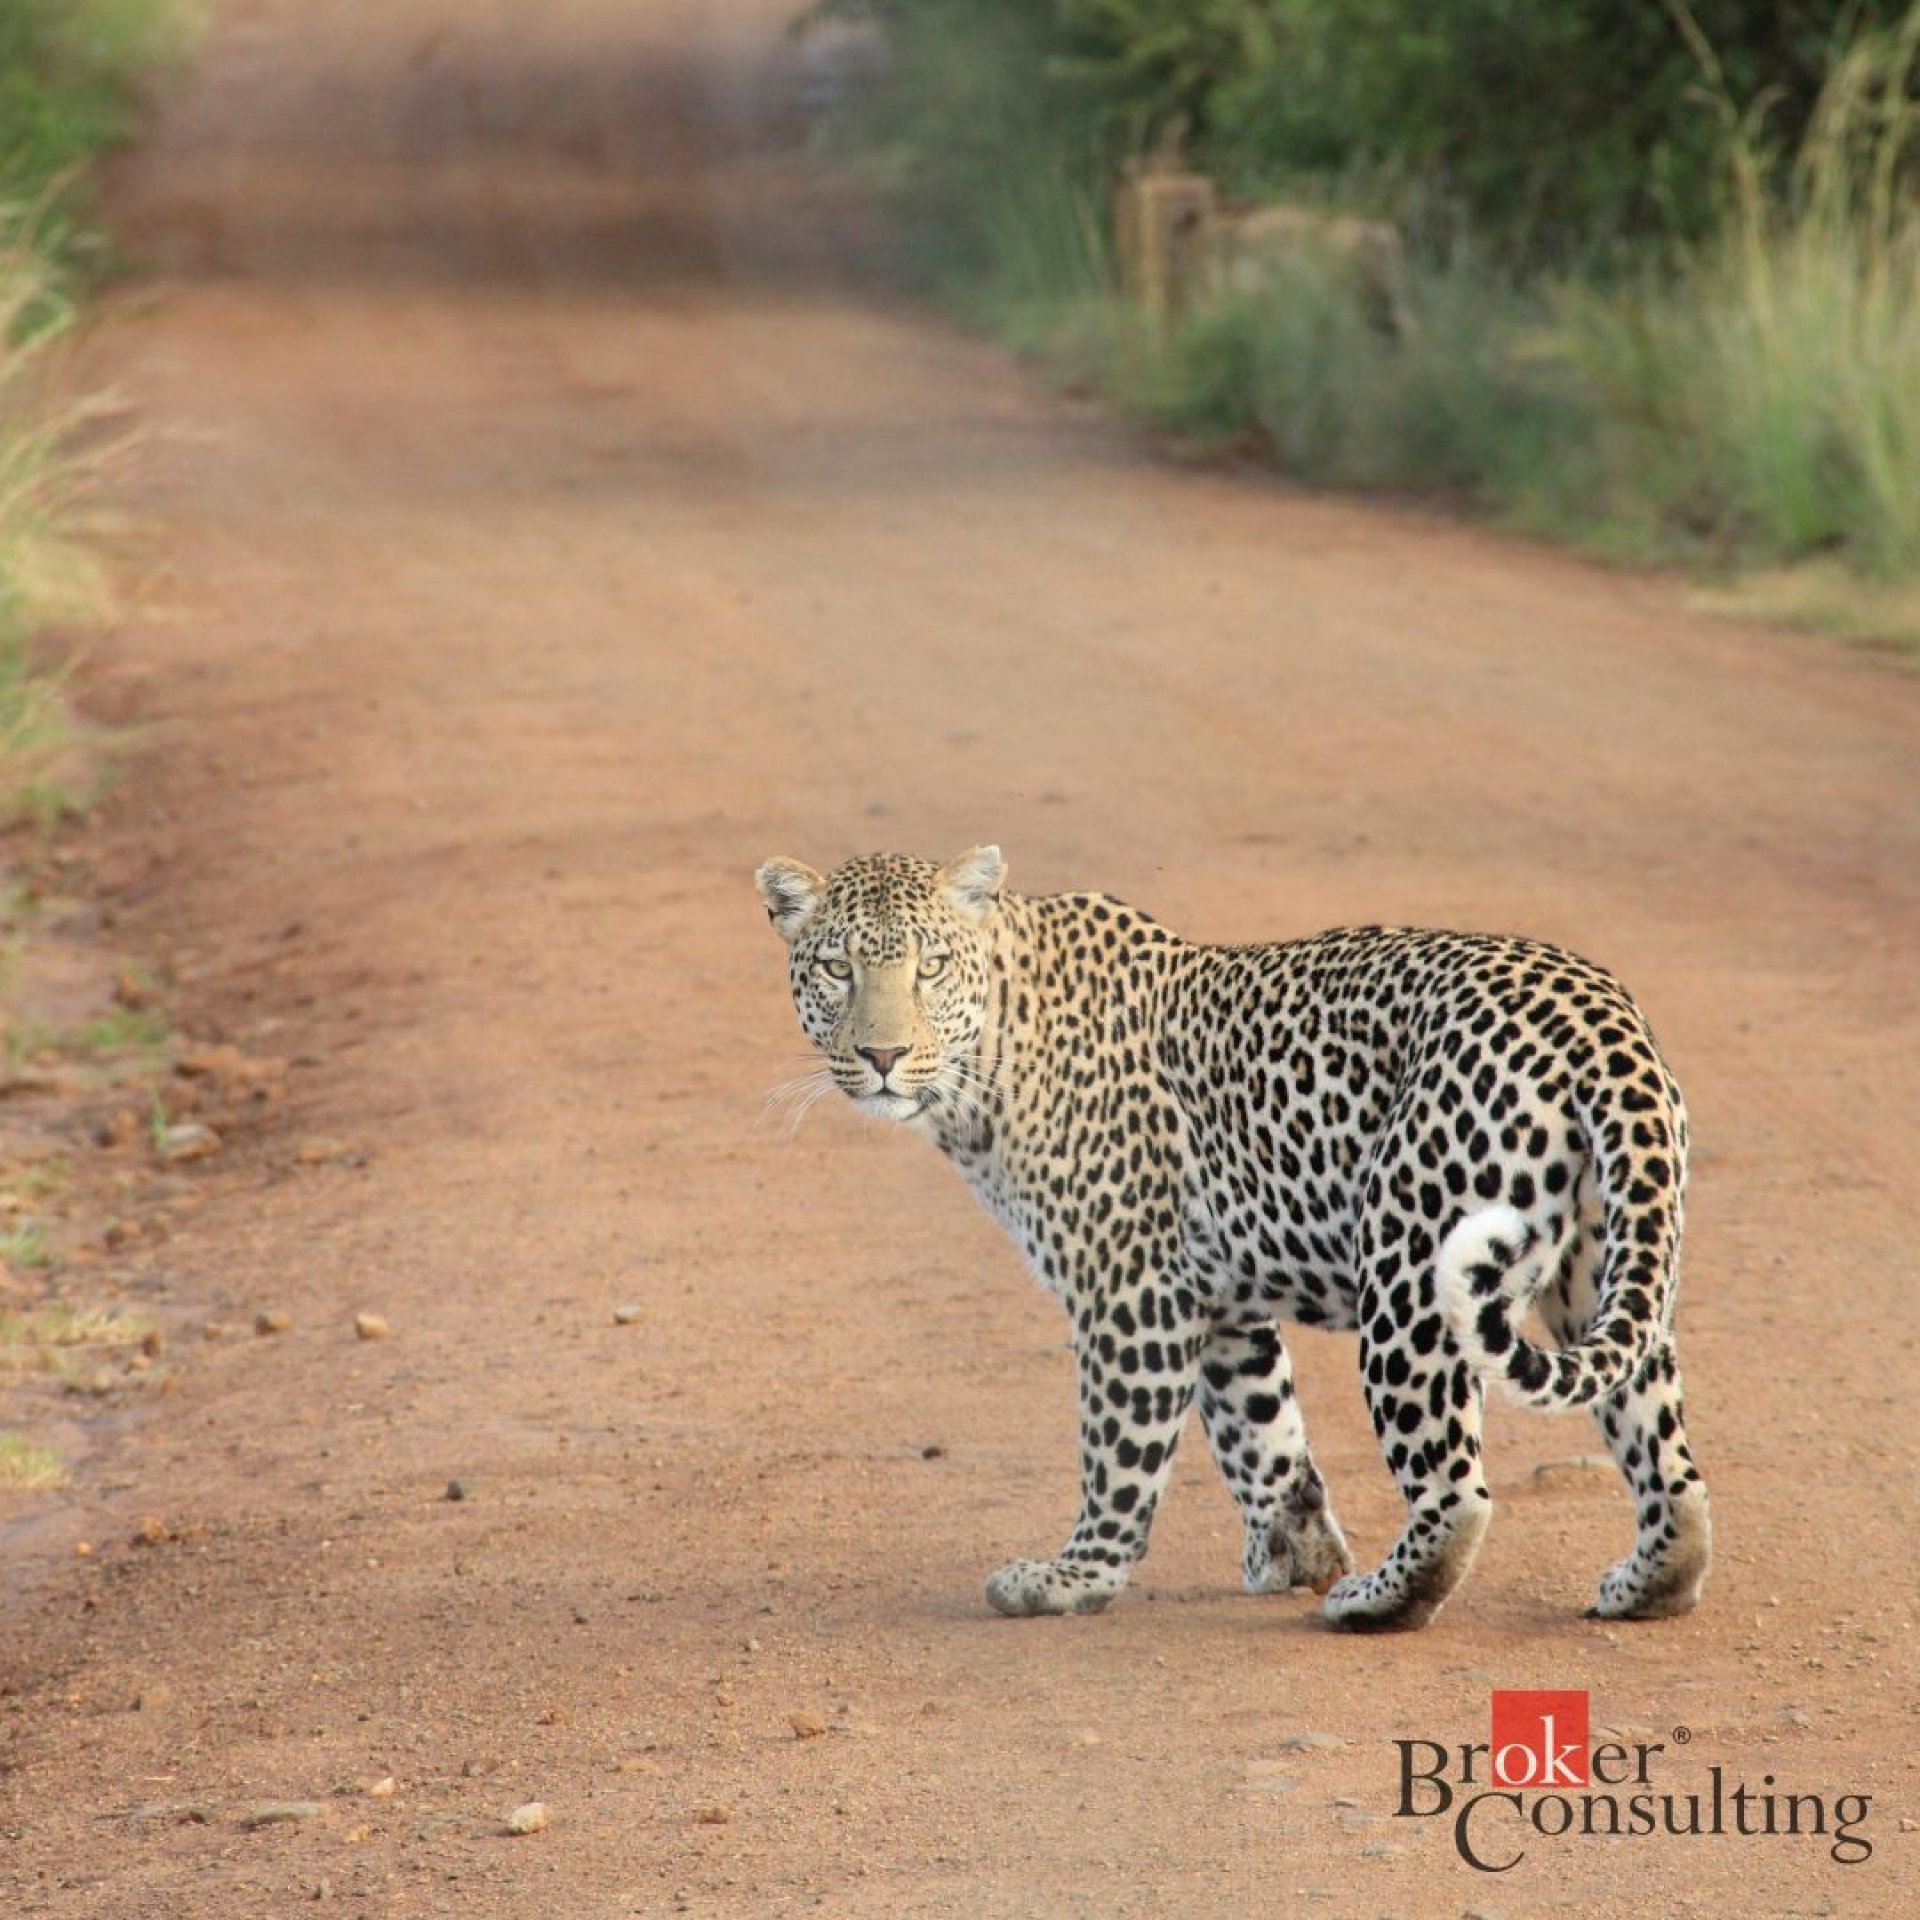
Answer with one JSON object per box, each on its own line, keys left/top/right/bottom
{"left": 1393, "top": 1689, "right": 1875, "bottom": 1874}
{"left": 1490, "top": 1689, "right": 1588, "bottom": 1789}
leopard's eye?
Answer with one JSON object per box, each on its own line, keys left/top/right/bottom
{"left": 917, "top": 952, "right": 949, "bottom": 982}
{"left": 817, "top": 957, "right": 853, "bottom": 983}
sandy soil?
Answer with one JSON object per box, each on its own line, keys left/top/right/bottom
{"left": 2, "top": 1, "right": 1916, "bottom": 1914}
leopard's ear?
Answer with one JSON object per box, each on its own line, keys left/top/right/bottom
{"left": 936, "top": 844, "right": 1006, "bottom": 920}
{"left": 755, "top": 857, "right": 826, "bottom": 942}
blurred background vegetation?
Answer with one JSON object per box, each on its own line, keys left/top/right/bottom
{"left": 2, "top": 0, "right": 196, "bottom": 827}
{"left": 810, "top": 0, "right": 1920, "bottom": 632}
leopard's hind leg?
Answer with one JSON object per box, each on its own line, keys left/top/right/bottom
{"left": 1323, "top": 1322, "right": 1492, "bottom": 1630}
{"left": 1322, "top": 1181, "right": 1543, "bottom": 1631}
{"left": 1538, "top": 1191, "right": 1711, "bottom": 1618}
{"left": 1197, "top": 1319, "right": 1351, "bottom": 1596}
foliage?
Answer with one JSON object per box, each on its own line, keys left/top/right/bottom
{"left": 809, "top": 0, "right": 1110, "bottom": 302}
{"left": 1540, "top": 5, "right": 1920, "bottom": 573}
{"left": 0, "top": 1431, "right": 66, "bottom": 1489}
{"left": 0, "top": 2, "right": 189, "bottom": 187}
{"left": 819, "top": 0, "right": 1915, "bottom": 263}
{"left": 1, "top": 1, "right": 190, "bottom": 827}
{"left": 814, "top": 0, "right": 1920, "bottom": 620}
{"left": 1199, "top": 0, "right": 1914, "bottom": 264}
{"left": 1068, "top": 252, "right": 1593, "bottom": 508}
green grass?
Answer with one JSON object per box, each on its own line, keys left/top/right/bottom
{"left": 58, "top": 1006, "right": 171, "bottom": 1057}
{"left": 4, "top": 1004, "right": 173, "bottom": 1078}
{"left": 0, "top": 1300, "right": 154, "bottom": 1347}
{"left": 1069, "top": 249, "right": 1585, "bottom": 500}
{"left": 819, "top": 2, "right": 1920, "bottom": 642}
{"left": 1533, "top": 8, "right": 1920, "bottom": 582}
{"left": 1042, "top": 23, "right": 1920, "bottom": 594}
{"left": 16, "top": 1158, "right": 70, "bottom": 1200}
{"left": 0, "top": 1224, "right": 53, "bottom": 1271}
{"left": 1, "top": 1, "right": 194, "bottom": 831}
{"left": 0, "top": 0, "right": 200, "bottom": 277}
{"left": 0, "top": 264, "right": 89, "bottom": 840}
{"left": 1692, "top": 562, "right": 1920, "bottom": 661}
{"left": 0, "top": 1298, "right": 158, "bottom": 1400}
{"left": 0, "top": 1430, "right": 66, "bottom": 1489}
{"left": 948, "top": 150, "right": 1114, "bottom": 328}
{"left": 0, "top": 5, "right": 187, "bottom": 1514}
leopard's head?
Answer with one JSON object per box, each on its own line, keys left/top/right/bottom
{"left": 754, "top": 845, "right": 1005, "bottom": 1122}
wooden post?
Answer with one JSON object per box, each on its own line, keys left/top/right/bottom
{"left": 1115, "top": 165, "right": 1218, "bottom": 324}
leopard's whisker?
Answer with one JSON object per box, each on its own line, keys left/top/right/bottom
{"left": 758, "top": 1063, "right": 837, "bottom": 1131}
{"left": 783, "top": 1079, "right": 839, "bottom": 1136}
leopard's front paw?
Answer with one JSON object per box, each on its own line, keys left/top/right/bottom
{"left": 1323, "top": 1567, "right": 1437, "bottom": 1633}
{"left": 985, "top": 1557, "right": 1124, "bottom": 1617}
{"left": 1323, "top": 1505, "right": 1489, "bottom": 1632}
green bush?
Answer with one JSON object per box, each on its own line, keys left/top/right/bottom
{"left": 1199, "top": 0, "right": 1913, "bottom": 264}
{"left": 0, "top": 0, "right": 191, "bottom": 287}
{"left": 816, "top": 0, "right": 1920, "bottom": 604}
{"left": 1536, "top": 7, "right": 1920, "bottom": 572}
{"left": 0, "top": 0, "right": 184, "bottom": 182}
{"left": 1093, "top": 251, "right": 1591, "bottom": 507}
{"left": 820, "top": 0, "right": 1914, "bottom": 263}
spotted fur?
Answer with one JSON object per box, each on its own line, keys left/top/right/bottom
{"left": 754, "top": 847, "right": 1711, "bottom": 1630}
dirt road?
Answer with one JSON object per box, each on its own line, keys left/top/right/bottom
{"left": 2, "top": 0, "right": 1916, "bottom": 1913}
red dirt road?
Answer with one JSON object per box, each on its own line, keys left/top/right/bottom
{"left": 3, "top": 1, "right": 1917, "bottom": 1914}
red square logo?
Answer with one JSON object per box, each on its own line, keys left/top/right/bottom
{"left": 1491, "top": 1690, "right": 1589, "bottom": 1789}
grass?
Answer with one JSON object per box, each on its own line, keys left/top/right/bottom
{"left": 16, "top": 1158, "right": 70, "bottom": 1200}
{"left": 0, "top": 1308, "right": 155, "bottom": 1408}
{"left": 0, "top": 1300, "right": 155, "bottom": 1350}
{"left": 0, "top": 1430, "right": 66, "bottom": 1489}
{"left": 821, "top": 2, "right": 1920, "bottom": 644}
{"left": 1513, "top": 7, "right": 1920, "bottom": 584}
{"left": 0, "top": 229, "right": 122, "bottom": 836}
{"left": 946, "top": 149, "right": 1113, "bottom": 331}
{"left": 0, "top": 0, "right": 200, "bottom": 246}
{"left": 54, "top": 1005, "right": 170, "bottom": 1059}
{"left": 0, "top": 1224, "right": 53, "bottom": 1271}
{"left": 4, "top": 1004, "right": 172, "bottom": 1076}
{"left": 0, "top": 4, "right": 189, "bottom": 1514}
{"left": 0, "top": 234, "right": 85, "bottom": 792}
{"left": 1, "top": 0, "right": 195, "bottom": 833}
{"left": 1057, "top": 248, "right": 1588, "bottom": 503}
{"left": 0, "top": 1300, "right": 158, "bottom": 1397}
{"left": 1692, "top": 562, "right": 1920, "bottom": 662}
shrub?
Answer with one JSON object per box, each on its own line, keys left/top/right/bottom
{"left": 1537, "top": 5, "right": 1920, "bottom": 571}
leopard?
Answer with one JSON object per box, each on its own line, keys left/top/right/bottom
{"left": 754, "top": 845, "right": 1711, "bottom": 1631}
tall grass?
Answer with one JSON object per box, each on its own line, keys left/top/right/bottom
{"left": 0, "top": 230, "right": 89, "bottom": 827}
{"left": 806, "top": 0, "right": 1114, "bottom": 313}
{"left": 0, "top": 1, "right": 194, "bottom": 827}
{"left": 965, "top": 154, "right": 1112, "bottom": 319}
{"left": 0, "top": 0, "right": 198, "bottom": 265}
{"left": 0, "top": 216, "right": 119, "bottom": 831}
{"left": 1104, "top": 7, "right": 1920, "bottom": 589}
{"left": 1542, "top": 5, "right": 1920, "bottom": 575}
{"left": 819, "top": 1, "right": 1920, "bottom": 630}
{"left": 1088, "top": 248, "right": 1589, "bottom": 504}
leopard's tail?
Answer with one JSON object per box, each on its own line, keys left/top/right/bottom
{"left": 1437, "top": 1205, "right": 1658, "bottom": 1411}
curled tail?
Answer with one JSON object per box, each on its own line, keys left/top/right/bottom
{"left": 1438, "top": 1205, "right": 1660, "bottom": 1411}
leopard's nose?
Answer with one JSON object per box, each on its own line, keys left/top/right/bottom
{"left": 857, "top": 1046, "right": 908, "bottom": 1078}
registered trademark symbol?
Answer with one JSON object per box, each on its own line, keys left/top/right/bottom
{"left": 1672, "top": 1724, "right": 1693, "bottom": 1745}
